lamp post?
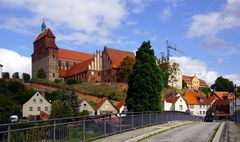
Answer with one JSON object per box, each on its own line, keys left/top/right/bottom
{"left": 234, "top": 84, "right": 237, "bottom": 123}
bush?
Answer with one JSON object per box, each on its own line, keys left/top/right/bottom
{"left": 37, "top": 68, "right": 46, "bottom": 79}
{"left": 22, "top": 73, "right": 31, "bottom": 83}
{"left": 54, "top": 79, "right": 61, "bottom": 83}
{"left": 66, "top": 78, "right": 77, "bottom": 85}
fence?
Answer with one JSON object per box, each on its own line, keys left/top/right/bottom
{"left": 0, "top": 111, "right": 200, "bottom": 142}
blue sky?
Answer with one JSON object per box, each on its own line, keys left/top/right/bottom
{"left": 0, "top": 0, "right": 239, "bottom": 85}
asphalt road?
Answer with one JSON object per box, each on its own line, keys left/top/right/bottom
{"left": 142, "top": 122, "right": 218, "bottom": 142}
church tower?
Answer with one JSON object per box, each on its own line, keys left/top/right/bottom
{"left": 32, "top": 21, "right": 59, "bottom": 81}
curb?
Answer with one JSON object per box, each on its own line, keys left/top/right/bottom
{"left": 123, "top": 121, "right": 193, "bottom": 142}
{"left": 212, "top": 122, "right": 225, "bottom": 142}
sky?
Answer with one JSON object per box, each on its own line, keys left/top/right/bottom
{"left": 0, "top": 0, "right": 239, "bottom": 85}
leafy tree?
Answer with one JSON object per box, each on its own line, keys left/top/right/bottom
{"left": 201, "top": 87, "right": 211, "bottom": 96}
{"left": 7, "top": 80, "right": 25, "bottom": 94}
{"left": 12, "top": 72, "right": 19, "bottom": 79}
{"left": 118, "top": 56, "right": 135, "bottom": 82}
{"left": 22, "top": 73, "right": 30, "bottom": 83}
{"left": 37, "top": 68, "right": 46, "bottom": 79}
{"left": 80, "top": 110, "right": 89, "bottom": 116}
{"left": 50, "top": 100, "right": 74, "bottom": 118}
{"left": 66, "top": 78, "right": 77, "bottom": 84}
{"left": 2, "top": 72, "right": 10, "bottom": 79}
{"left": 46, "top": 89, "right": 79, "bottom": 116}
{"left": 182, "top": 80, "right": 188, "bottom": 89}
{"left": 157, "top": 57, "right": 180, "bottom": 87}
{"left": 0, "top": 80, "right": 36, "bottom": 122}
{"left": 126, "top": 41, "right": 163, "bottom": 112}
{"left": 211, "top": 76, "right": 234, "bottom": 92}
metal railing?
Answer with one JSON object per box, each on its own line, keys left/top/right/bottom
{"left": 0, "top": 111, "right": 200, "bottom": 142}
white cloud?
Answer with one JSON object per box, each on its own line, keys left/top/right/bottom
{"left": 171, "top": 56, "right": 240, "bottom": 86}
{"left": 160, "top": 0, "right": 184, "bottom": 21}
{"left": 200, "top": 36, "right": 227, "bottom": 48}
{"left": 0, "top": 0, "right": 127, "bottom": 44}
{"left": 224, "top": 74, "right": 240, "bottom": 86}
{"left": 171, "top": 56, "right": 218, "bottom": 85}
{"left": 131, "top": 0, "right": 153, "bottom": 14}
{"left": 0, "top": 48, "right": 31, "bottom": 77}
{"left": 187, "top": 0, "right": 240, "bottom": 38}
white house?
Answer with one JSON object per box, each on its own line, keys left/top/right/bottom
{"left": 168, "top": 62, "right": 182, "bottom": 89}
{"left": 0, "top": 64, "right": 3, "bottom": 79}
{"left": 183, "top": 91, "right": 214, "bottom": 117}
{"left": 79, "top": 99, "right": 95, "bottom": 116}
{"left": 230, "top": 98, "right": 240, "bottom": 114}
{"left": 23, "top": 92, "right": 52, "bottom": 118}
{"left": 95, "top": 98, "right": 117, "bottom": 115}
{"left": 162, "top": 93, "right": 188, "bottom": 112}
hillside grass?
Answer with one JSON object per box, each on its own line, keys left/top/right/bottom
{"left": 32, "top": 78, "right": 126, "bottom": 101}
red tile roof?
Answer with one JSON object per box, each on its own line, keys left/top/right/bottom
{"left": 182, "top": 75, "right": 194, "bottom": 82}
{"left": 199, "top": 79, "right": 208, "bottom": 87}
{"left": 115, "top": 99, "right": 125, "bottom": 110}
{"left": 183, "top": 91, "right": 211, "bottom": 105}
{"left": 164, "top": 96, "right": 180, "bottom": 103}
{"left": 34, "top": 28, "right": 55, "bottom": 43}
{"left": 58, "top": 48, "right": 93, "bottom": 62}
{"left": 65, "top": 59, "right": 92, "bottom": 77}
{"left": 95, "top": 98, "right": 108, "bottom": 111}
{"left": 214, "top": 92, "right": 230, "bottom": 99}
{"left": 104, "top": 47, "right": 135, "bottom": 68}
{"left": 59, "top": 70, "right": 68, "bottom": 78}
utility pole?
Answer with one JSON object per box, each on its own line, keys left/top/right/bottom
{"left": 166, "top": 40, "right": 185, "bottom": 63}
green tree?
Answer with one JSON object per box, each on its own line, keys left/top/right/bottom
{"left": 80, "top": 110, "right": 89, "bottom": 116}
{"left": 201, "top": 87, "right": 211, "bottom": 96}
{"left": 126, "top": 41, "right": 163, "bottom": 112}
{"left": 66, "top": 78, "right": 77, "bottom": 84}
{"left": 211, "top": 76, "right": 234, "bottom": 92}
{"left": 157, "top": 57, "right": 180, "bottom": 87}
{"left": 182, "top": 80, "right": 188, "bottom": 89}
{"left": 2, "top": 72, "right": 10, "bottom": 79}
{"left": 22, "top": 73, "right": 31, "bottom": 83}
{"left": 118, "top": 56, "right": 135, "bottom": 82}
{"left": 50, "top": 100, "right": 74, "bottom": 118}
{"left": 37, "top": 68, "right": 46, "bottom": 79}
{"left": 12, "top": 72, "right": 19, "bottom": 79}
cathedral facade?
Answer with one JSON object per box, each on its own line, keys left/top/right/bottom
{"left": 32, "top": 23, "right": 135, "bottom": 82}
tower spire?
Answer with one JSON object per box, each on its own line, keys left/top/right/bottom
{"left": 41, "top": 18, "right": 46, "bottom": 33}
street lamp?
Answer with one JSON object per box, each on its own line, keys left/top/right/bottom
{"left": 234, "top": 84, "right": 238, "bottom": 123}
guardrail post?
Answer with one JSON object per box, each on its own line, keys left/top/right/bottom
{"left": 7, "top": 125, "right": 10, "bottom": 142}
{"left": 149, "top": 112, "right": 151, "bottom": 125}
{"left": 104, "top": 116, "right": 107, "bottom": 136}
{"left": 53, "top": 120, "right": 56, "bottom": 141}
{"left": 83, "top": 117, "right": 86, "bottom": 141}
{"left": 141, "top": 112, "right": 143, "bottom": 127}
{"left": 131, "top": 112, "right": 134, "bottom": 129}
{"left": 119, "top": 114, "right": 122, "bottom": 132}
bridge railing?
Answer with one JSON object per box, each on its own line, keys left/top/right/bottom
{"left": 0, "top": 111, "right": 200, "bottom": 142}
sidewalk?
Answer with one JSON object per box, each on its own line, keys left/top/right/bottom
{"left": 220, "top": 121, "right": 240, "bottom": 142}
{"left": 94, "top": 121, "right": 193, "bottom": 142}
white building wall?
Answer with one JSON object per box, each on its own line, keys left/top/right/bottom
{"left": 168, "top": 63, "right": 182, "bottom": 89}
{"left": 23, "top": 92, "right": 52, "bottom": 117}
{"left": 230, "top": 99, "right": 240, "bottom": 114}
{"left": 0, "top": 65, "right": 2, "bottom": 79}
{"left": 163, "top": 101, "right": 174, "bottom": 111}
{"left": 189, "top": 104, "right": 209, "bottom": 117}
{"left": 79, "top": 100, "right": 95, "bottom": 116}
{"left": 97, "top": 100, "right": 117, "bottom": 115}
{"left": 174, "top": 95, "right": 188, "bottom": 112}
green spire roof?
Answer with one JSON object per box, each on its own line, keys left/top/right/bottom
{"left": 41, "top": 20, "right": 46, "bottom": 33}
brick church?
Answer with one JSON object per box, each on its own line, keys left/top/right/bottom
{"left": 32, "top": 22, "right": 135, "bottom": 82}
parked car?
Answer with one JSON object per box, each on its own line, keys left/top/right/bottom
{"left": 9, "top": 115, "right": 18, "bottom": 122}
